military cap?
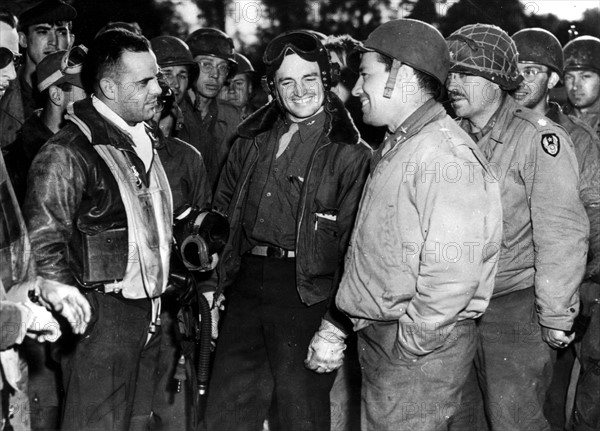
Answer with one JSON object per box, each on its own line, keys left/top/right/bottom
{"left": 18, "top": 0, "right": 77, "bottom": 30}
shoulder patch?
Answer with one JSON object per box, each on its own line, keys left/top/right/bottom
{"left": 541, "top": 133, "right": 560, "bottom": 157}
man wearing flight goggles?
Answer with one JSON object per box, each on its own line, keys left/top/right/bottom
{"left": 203, "top": 30, "right": 371, "bottom": 431}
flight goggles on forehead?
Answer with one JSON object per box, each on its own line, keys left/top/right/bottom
{"left": 263, "top": 31, "right": 324, "bottom": 67}
{"left": 38, "top": 45, "right": 88, "bottom": 92}
{"left": 0, "top": 47, "right": 22, "bottom": 69}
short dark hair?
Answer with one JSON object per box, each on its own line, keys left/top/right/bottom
{"left": 376, "top": 52, "right": 441, "bottom": 99}
{"left": 81, "top": 28, "right": 151, "bottom": 95}
{"left": 0, "top": 9, "right": 18, "bottom": 29}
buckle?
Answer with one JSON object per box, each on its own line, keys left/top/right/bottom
{"left": 267, "top": 246, "right": 286, "bottom": 258}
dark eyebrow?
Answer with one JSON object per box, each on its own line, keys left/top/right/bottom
{"left": 277, "top": 72, "right": 319, "bottom": 84}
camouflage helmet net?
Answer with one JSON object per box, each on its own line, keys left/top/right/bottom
{"left": 446, "top": 23, "right": 523, "bottom": 90}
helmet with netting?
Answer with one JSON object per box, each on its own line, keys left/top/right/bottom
{"left": 446, "top": 23, "right": 522, "bottom": 90}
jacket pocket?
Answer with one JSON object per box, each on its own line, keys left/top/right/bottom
{"left": 311, "top": 212, "right": 339, "bottom": 274}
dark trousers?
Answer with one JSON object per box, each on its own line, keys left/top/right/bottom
{"left": 358, "top": 319, "right": 477, "bottom": 431}
{"left": 203, "top": 255, "right": 336, "bottom": 431}
{"left": 454, "top": 287, "right": 556, "bottom": 431}
{"left": 60, "top": 291, "right": 161, "bottom": 431}
{"left": 573, "top": 280, "right": 600, "bottom": 431}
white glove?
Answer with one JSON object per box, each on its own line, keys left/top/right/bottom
{"left": 304, "top": 319, "right": 347, "bottom": 374}
{"left": 21, "top": 301, "right": 62, "bottom": 343}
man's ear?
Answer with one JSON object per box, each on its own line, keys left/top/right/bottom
{"left": 48, "top": 85, "right": 65, "bottom": 107}
{"left": 547, "top": 71, "right": 560, "bottom": 90}
{"left": 98, "top": 77, "right": 117, "bottom": 101}
{"left": 18, "top": 31, "right": 28, "bottom": 49}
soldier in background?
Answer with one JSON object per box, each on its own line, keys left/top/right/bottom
{"left": 563, "top": 36, "right": 600, "bottom": 138}
{"left": 183, "top": 28, "right": 241, "bottom": 192}
{"left": 446, "top": 24, "right": 589, "bottom": 430}
{"left": 511, "top": 28, "right": 600, "bottom": 431}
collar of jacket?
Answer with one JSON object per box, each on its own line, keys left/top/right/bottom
{"left": 236, "top": 92, "right": 360, "bottom": 145}
{"left": 389, "top": 98, "right": 447, "bottom": 144}
{"left": 70, "top": 98, "right": 159, "bottom": 151}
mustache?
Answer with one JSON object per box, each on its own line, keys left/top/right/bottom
{"left": 447, "top": 89, "right": 468, "bottom": 100}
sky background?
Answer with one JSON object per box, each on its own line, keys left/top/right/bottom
{"left": 522, "top": 0, "right": 599, "bottom": 20}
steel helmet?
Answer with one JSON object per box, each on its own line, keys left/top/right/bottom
{"left": 512, "top": 28, "right": 563, "bottom": 76}
{"left": 186, "top": 28, "right": 237, "bottom": 75}
{"left": 563, "top": 35, "right": 600, "bottom": 74}
{"left": 150, "top": 36, "right": 199, "bottom": 79}
{"left": 233, "top": 53, "right": 255, "bottom": 74}
{"left": 447, "top": 24, "right": 523, "bottom": 90}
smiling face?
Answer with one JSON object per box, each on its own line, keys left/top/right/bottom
{"left": 513, "top": 63, "right": 551, "bottom": 109}
{"left": 111, "top": 50, "right": 162, "bottom": 125}
{"left": 0, "top": 22, "right": 19, "bottom": 99}
{"left": 274, "top": 53, "right": 325, "bottom": 121}
{"left": 565, "top": 69, "right": 600, "bottom": 112}
{"left": 351, "top": 52, "right": 397, "bottom": 129}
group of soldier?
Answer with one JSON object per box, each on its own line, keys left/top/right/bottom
{"left": 0, "top": 0, "right": 599, "bottom": 431}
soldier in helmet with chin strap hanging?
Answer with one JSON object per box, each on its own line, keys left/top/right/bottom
{"left": 335, "top": 18, "right": 503, "bottom": 431}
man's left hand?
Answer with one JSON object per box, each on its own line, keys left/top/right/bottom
{"left": 304, "top": 319, "right": 347, "bottom": 374}
{"left": 541, "top": 327, "right": 575, "bottom": 349}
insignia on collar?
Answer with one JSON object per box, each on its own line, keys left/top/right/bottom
{"left": 541, "top": 133, "right": 560, "bottom": 157}
{"left": 537, "top": 118, "right": 547, "bottom": 126}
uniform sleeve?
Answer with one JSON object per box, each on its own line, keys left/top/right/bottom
{"left": 185, "top": 145, "right": 213, "bottom": 210}
{"left": 398, "top": 150, "right": 492, "bottom": 357}
{"left": 212, "top": 137, "right": 250, "bottom": 213}
{"left": 527, "top": 127, "right": 589, "bottom": 330}
{"left": 24, "top": 142, "right": 85, "bottom": 285}
{"left": 324, "top": 144, "right": 371, "bottom": 332}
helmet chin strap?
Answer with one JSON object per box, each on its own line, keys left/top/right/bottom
{"left": 384, "top": 59, "right": 402, "bottom": 99}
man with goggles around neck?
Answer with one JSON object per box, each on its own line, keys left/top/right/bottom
{"left": 181, "top": 28, "right": 241, "bottom": 193}
{"left": 203, "top": 30, "right": 371, "bottom": 431}
{"left": 6, "top": 45, "right": 87, "bottom": 206}
{"left": 0, "top": 10, "right": 89, "bottom": 431}
{"left": 0, "top": 0, "right": 76, "bottom": 151}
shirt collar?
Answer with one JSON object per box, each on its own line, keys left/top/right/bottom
{"left": 92, "top": 95, "right": 149, "bottom": 145}
{"left": 290, "top": 108, "right": 326, "bottom": 143}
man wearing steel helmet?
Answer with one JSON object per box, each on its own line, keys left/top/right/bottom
{"left": 446, "top": 24, "right": 589, "bottom": 431}
{"left": 563, "top": 36, "right": 600, "bottom": 138}
{"left": 220, "top": 52, "right": 258, "bottom": 119}
{"left": 512, "top": 29, "right": 600, "bottom": 431}
{"left": 335, "top": 19, "right": 502, "bottom": 430}
{"left": 183, "top": 28, "right": 241, "bottom": 192}
{"left": 203, "top": 30, "right": 371, "bottom": 431}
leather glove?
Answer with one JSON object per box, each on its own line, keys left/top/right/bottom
{"left": 21, "top": 301, "right": 62, "bottom": 343}
{"left": 304, "top": 319, "right": 347, "bottom": 374}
